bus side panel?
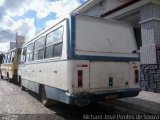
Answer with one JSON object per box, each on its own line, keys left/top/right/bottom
{"left": 43, "top": 61, "right": 68, "bottom": 91}
{"left": 19, "top": 61, "right": 68, "bottom": 91}
{"left": 21, "top": 79, "right": 39, "bottom": 94}
{"left": 25, "top": 64, "right": 36, "bottom": 83}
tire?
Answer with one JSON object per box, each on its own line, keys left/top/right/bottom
{"left": 21, "top": 85, "right": 26, "bottom": 91}
{"left": 40, "top": 85, "right": 57, "bottom": 107}
{"left": 1, "top": 74, "right": 3, "bottom": 79}
{"left": 17, "top": 75, "right": 21, "bottom": 85}
{"left": 7, "top": 73, "right": 11, "bottom": 82}
{"left": 12, "top": 74, "right": 17, "bottom": 84}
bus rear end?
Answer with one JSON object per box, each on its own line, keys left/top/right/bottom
{"left": 68, "top": 15, "right": 141, "bottom": 106}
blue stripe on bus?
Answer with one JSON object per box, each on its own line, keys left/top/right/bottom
{"left": 68, "top": 14, "right": 140, "bottom": 62}
{"left": 68, "top": 14, "right": 76, "bottom": 59}
{"left": 66, "top": 18, "right": 70, "bottom": 59}
{"left": 74, "top": 55, "right": 140, "bottom": 61}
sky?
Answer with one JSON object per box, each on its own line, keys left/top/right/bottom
{"left": 0, "top": 0, "right": 87, "bottom": 52}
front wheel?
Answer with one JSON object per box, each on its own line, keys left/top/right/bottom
{"left": 40, "top": 86, "right": 57, "bottom": 107}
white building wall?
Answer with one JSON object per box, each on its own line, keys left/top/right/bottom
{"left": 140, "top": 3, "right": 160, "bottom": 64}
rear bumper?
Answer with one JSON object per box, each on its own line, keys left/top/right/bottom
{"left": 71, "top": 88, "right": 141, "bottom": 106}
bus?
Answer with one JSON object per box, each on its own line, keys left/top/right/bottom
{"left": 1, "top": 48, "right": 21, "bottom": 83}
{"left": 18, "top": 14, "right": 141, "bottom": 107}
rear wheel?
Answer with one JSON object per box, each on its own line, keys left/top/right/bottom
{"left": 1, "top": 74, "right": 3, "bottom": 79}
{"left": 21, "top": 85, "right": 26, "bottom": 91}
{"left": 17, "top": 76, "right": 21, "bottom": 85}
{"left": 40, "top": 85, "right": 57, "bottom": 107}
{"left": 7, "top": 73, "right": 11, "bottom": 82}
{"left": 12, "top": 74, "right": 18, "bottom": 84}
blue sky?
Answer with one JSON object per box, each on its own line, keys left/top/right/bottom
{"left": 0, "top": 0, "right": 86, "bottom": 52}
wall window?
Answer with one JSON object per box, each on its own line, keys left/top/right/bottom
{"left": 45, "top": 26, "right": 63, "bottom": 59}
{"left": 26, "top": 43, "right": 34, "bottom": 62}
{"left": 34, "top": 37, "right": 45, "bottom": 60}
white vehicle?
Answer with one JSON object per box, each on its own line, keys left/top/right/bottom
{"left": 18, "top": 14, "right": 141, "bottom": 107}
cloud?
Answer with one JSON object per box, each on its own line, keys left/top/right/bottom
{"left": 0, "top": 43, "right": 9, "bottom": 52}
{"left": 0, "top": 0, "right": 84, "bottom": 51}
{"left": 28, "top": 0, "right": 81, "bottom": 19}
{"left": 0, "top": 0, "right": 4, "bottom": 6}
{"left": 0, "top": 6, "right": 6, "bottom": 20}
{"left": 0, "top": 30, "right": 15, "bottom": 43}
{"left": 50, "top": 0, "right": 81, "bottom": 18}
{"left": 0, "top": 17, "right": 35, "bottom": 43}
{"left": 11, "top": 18, "right": 36, "bottom": 40}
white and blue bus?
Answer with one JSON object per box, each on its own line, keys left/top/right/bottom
{"left": 18, "top": 14, "right": 141, "bottom": 107}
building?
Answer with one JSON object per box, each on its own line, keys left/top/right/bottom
{"left": 16, "top": 35, "right": 25, "bottom": 48}
{"left": 73, "top": 0, "right": 160, "bottom": 92}
{"left": 7, "top": 35, "right": 25, "bottom": 50}
{"left": 7, "top": 42, "right": 16, "bottom": 50}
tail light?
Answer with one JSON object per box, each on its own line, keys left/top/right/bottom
{"left": 134, "top": 69, "right": 139, "bottom": 83}
{"left": 78, "top": 70, "right": 83, "bottom": 87}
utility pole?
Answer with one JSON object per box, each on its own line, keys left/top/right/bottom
{"left": 16, "top": 32, "right": 18, "bottom": 48}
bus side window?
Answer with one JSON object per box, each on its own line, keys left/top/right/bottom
{"left": 26, "top": 43, "right": 34, "bottom": 62}
{"left": 7, "top": 52, "right": 10, "bottom": 63}
{"left": 8, "top": 52, "right": 11, "bottom": 63}
{"left": 5, "top": 54, "right": 8, "bottom": 63}
{"left": 10, "top": 52, "right": 13, "bottom": 63}
{"left": 34, "top": 37, "right": 45, "bottom": 60}
{"left": 45, "top": 26, "right": 63, "bottom": 59}
{"left": 21, "top": 48, "right": 26, "bottom": 62}
{"left": 0, "top": 53, "right": 3, "bottom": 64}
{"left": 6, "top": 54, "right": 8, "bottom": 63}
{"left": 12, "top": 57, "right": 14, "bottom": 63}
{"left": 54, "top": 43, "right": 62, "bottom": 57}
{"left": 11, "top": 51, "right": 15, "bottom": 63}
{"left": 2, "top": 54, "right": 5, "bottom": 63}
